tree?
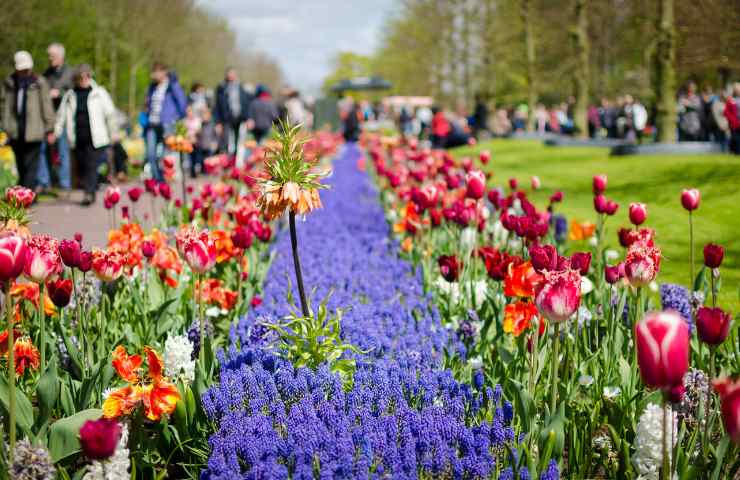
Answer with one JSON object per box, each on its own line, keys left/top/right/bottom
{"left": 571, "top": 0, "right": 589, "bottom": 138}
{"left": 521, "top": 0, "right": 538, "bottom": 130}
{"left": 654, "top": 0, "right": 677, "bottom": 142}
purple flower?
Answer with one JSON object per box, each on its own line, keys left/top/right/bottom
{"left": 660, "top": 283, "right": 693, "bottom": 332}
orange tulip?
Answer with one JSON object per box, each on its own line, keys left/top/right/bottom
{"left": 569, "top": 220, "right": 596, "bottom": 241}
{"left": 141, "top": 380, "right": 180, "bottom": 421}
{"left": 112, "top": 345, "right": 142, "bottom": 383}
{"left": 103, "top": 385, "right": 142, "bottom": 418}
{"left": 504, "top": 261, "right": 542, "bottom": 298}
{"left": 503, "top": 301, "right": 539, "bottom": 337}
{"left": 13, "top": 338, "right": 40, "bottom": 376}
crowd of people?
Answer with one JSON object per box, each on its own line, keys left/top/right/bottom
{"left": 0, "top": 44, "right": 314, "bottom": 206}
{"left": 385, "top": 83, "right": 740, "bottom": 154}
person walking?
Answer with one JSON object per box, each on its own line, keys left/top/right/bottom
{"left": 284, "top": 89, "right": 307, "bottom": 127}
{"left": 725, "top": 83, "right": 740, "bottom": 154}
{"left": 1, "top": 51, "right": 55, "bottom": 190}
{"left": 247, "top": 84, "right": 278, "bottom": 144}
{"left": 37, "top": 43, "right": 73, "bottom": 197}
{"left": 214, "top": 67, "right": 251, "bottom": 155}
{"left": 53, "top": 64, "right": 118, "bottom": 206}
{"left": 143, "top": 62, "right": 187, "bottom": 181}
{"left": 678, "top": 81, "right": 702, "bottom": 141}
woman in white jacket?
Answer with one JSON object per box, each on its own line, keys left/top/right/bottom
{"left": 54, "top": 64, "right": 118, "bottom": 206}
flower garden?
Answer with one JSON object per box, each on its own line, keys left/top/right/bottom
{"left": 0, "top": 128, "right": 738, "bottom": 479}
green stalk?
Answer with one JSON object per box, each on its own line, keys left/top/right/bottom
{"left": 5, "top": 281, "right": 15, "bottom": 462}
{"left": 689, "top": 211, "right": 694, "bottom": 287}
{"left": 702, "top": 347, "right": 716, "bottom": 464}
{"left": 39, "top": 282, "right": 46, "bottom": 372}
{"left": 289, "top": 211, "right": 310, "bottom": 318}
{"left": 73, "top": 270, "right": 83, "bottom": 361}
{"left": 198, "top": 272, "right": 205, "bottom": 364}
{"left": 710, "top": 272, "right": 716, "bottom": 307}
{"left": 550, "top": 322, "right": 561, "bottom": 414}
{"left": 662, "top": 394, "right": 671, "bottom": 480}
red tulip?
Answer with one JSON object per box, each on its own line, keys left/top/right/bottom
{"left": 78, "top": 251, "right": 93, "bottom": 273}
{"left": 465, "top": 170, "right": 486, "bottom": 200}
{"left": 570, "top": 252, "right": 592, "bottom": 276}
{"left": 91, "top": 250, "right": 125, "bottom": 282}
{"left": 604, "top": 263, "right": 624, "bottom": 284}
{"left": 0, "top": 235, "right": 28, "bottom": 281}
{"left": 681, "top": 188, "right": 700, "bottom": 211}
{"left": 158, "top": 182, "right": 172, "bottom": 201}
{"left": 635, "top": 311, "right": 689, "bottom": 391}
{"left": 74, "top": 232, "right": 83, "bottom": 244}
{"left": 534, "top": 269, "right": 581, "bottom": 323}
{"left": 549, "top": 191, "right": 563, "bottom": 203}
{"left": 509, "top": 178, "right": 518, "bottom": 190}
{"left": 104, "top": 186, "right": 121, "bottom": 206}
{"left": 438, "top": 255, "right": 462, "bottom": 282}
{"left": 250, "top": 295, "right": 262, "bottom": 307}
{"left": 5, "top": 186, "right": 35, "bottom": 208}
{"left": 629, "top": 202, "right": 647, "bottom": 226}
{"left": 144, "top": 178, "right": 159, "bottom": 196}
{"left": 141, "top": 240, "right": 156, "bottom": 259}
{"left": 256, "top": 224, "right": 272, "bottom": 242}
{"left": 127, "top": 187, "right": 144, "bottom": 202}
{"left": 47, "top": 278, "right": 73, "bottom": 307}
{"left": 712, "top": 377, "right": 740, "bottom": 445}
{"left": 429, "top": 208, "right": 442, "bottom": 227}
{"left": 79, "top": 418, "right": 121, "bottom": 460}
{"left": 703, "top": 243, "right": 724, "bottom": 269}
{"left": 479, "top": 150, "right": 490, "bottom": 165}
{"left": 416, "top": 184, "right": 439, "bottom": 209}
{"left": 695, "top": 307, "right": 732, "bottom": 345}
{"left": 24, "top": 235, "right": 62, "bottom": 283}
{"left": 180, "top": 231, "right": 216, "bottom": 273}
{"left": 604, "top": 200, "right": 619, "bottom": 216}
{"left": 594, "top": 194, "right": 608, "bottom": 214}
{"left": 529, "top": 244, "right": 558, "bottom": 272}
{"left": 593, "top": 174, "right": 607, "bottom": 194}
{"left": 531, "top": 176, "right": 541, "bottom": 190}
{"left": 231, "top": 226, "right": 253, "bottom": 250}
{"left": 59, "top": 239, "right": 81, "bottom": 269}
{"left": 624, "top": 242, "right": 661, "bottom": 287}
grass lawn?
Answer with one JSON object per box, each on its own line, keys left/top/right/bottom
{"left": 452, "top": 139, "right": 740, "bottom": 311}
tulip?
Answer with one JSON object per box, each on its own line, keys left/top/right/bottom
{"left": 104, "top": 186, "right": 121, "bottom": 206}
{"left": 703, "top": 243, "right": 724, "bottom": 269}
{"left": 47, "top": 278, "right": 73, "bottom": 308}
{"left": 535, "top": 269, "right": 581, "bottom": 323}
{"left": 231, "top": 226, "right": 253, "bottom": 250}
{"left": 141, "top": 241, "right": 156, "bottom": 259}
{"left": 712, "top": 377, "right": 740, "bottom": 445}
{"left": 127, "top": 187, "right": 143, "bottom": 202}
{"left": 695, "top": 307, "right": 732, "bottom": 346}
{"left": 465, "top": 170, "right": 486, "bottom": 200}
{"left": 570, "top": 252, "right": 592, "bottom": 276}
{"left": 529, "top": 244, "right": 558, "bottom": 272}
{"left": 158, "top": 182, "right": 172, "bottom": 200}
{"left": 509, "top": 178, "right": 518, "bottom": 190}
{"left": 144, "top": 178, "right": 159, "bottom": 196}
{"left": 59, "top": 239, "right": 81, "bottom": 268}
{"left": 624, "top": 243, "right": 661, "bottom": 287}
{"left": 79, "top": 418, "right": 121, "bottom": 460}
{"left": 680, "top": 188, "right": 700, "bottom": 211}
{"left": 531, "top": 176, "right": 541, "bottom": 190}
{"left": 5, "top": 186, "right": 35, "bottom": 208}
{"left": 438, "top": 255, "right": 461, "bottom": 282}
{"left": 594, "top": 194, "right": 608, "bottom": 214}
{"left": 181, "top": 232, "right": 217, "bottom": 274}
{"left": 593, "top": 174, "right": 607, "bottom": 194}
{"left": 487, "top": 189, "right": 501, "bottom": 208}
{"left": 0, "top": 235, "right": 28, "bottom": 282}
{"left": 604, "top": 263, "right": 623, "bottom": 284}
{"left": 79, "top": 251, "right": 93, "bottom": 273}
{"left": 74, "top": 232, "right": 83, "bottom": 244}
{"left": 549, "top": 191, "right": 563, "bottom": 203}
{"left": 617, "top": 227, "right": 633, "bottom": 247}
{"left": 604, "top": 200, "right": 619, "bottom": 216}
{"left": 475, "top": 150, "right": 488, "bottom": 166}
{"left": 250, "top": 295, "right": 262, "bottom": 307}
{"left": 24, "top": 235, "right": 62, "bottom": 283}
{"left": 635, "top": 310, "right": 689, "bottom": 391}
{"left": 91, "top": 250, "right": 125, "bottom": 282}
{"left": 629, "top": 202, "right": 647, "bottom": 226}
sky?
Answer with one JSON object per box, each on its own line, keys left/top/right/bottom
{"left": 200, "top": 0, "right": 398, "bottom": 94}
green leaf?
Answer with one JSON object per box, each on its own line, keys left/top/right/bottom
{"left": 0, "top": 374, "right": 34, "bottom": 435}
{"left": 710, "top": 436, "right": 730, "bottom": 480}
{"left": 48, "top": 408, "right": 103, "bottom": 462}
{"left": 36, "top": 360, "right": 60, "bottom": 428}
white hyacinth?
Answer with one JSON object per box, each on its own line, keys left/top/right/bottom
{"left": 460, "top": 227, "right": 477, "bottom": 253}
{"left": 84, "top": 423, "right": 130, "bottom": 480}
{"left": 632, "top": 403, "right": 677, "bottom": 480}
{"left": 164, "top": 334, "right": 196, "bottom": 383}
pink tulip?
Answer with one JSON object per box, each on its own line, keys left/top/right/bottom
{"left": 0, "top": 235, "right": 28, "bottom": 281}
{"left": 5, "top": 186, "right": 35, "bottom": 208}
{"left": 531, "top": 176, "right": 541, "bottom": 190}
{"left": 604, "top": 200, "right": 619, "bottom": 216}
{"left": 59, "top": 239, "right": 81, "bottom": 268}
{"left": 141, "top": 240, "right": 156, "bottom": 259}
{"left": 681, "top": 188, "right": 700, "bottom": 211}
{"left": 417, "top": 184, "right": 439, "bottom": 209}
{"left": 479, "top": 150, "right": 491, "bottom": 165}
{"left": 695, "top": 307, "right": 732, "bottom": 346}
{"left": 180, "top": 231, "right": 216, "bottom": 273}
{"left": 465, "top": 170, "right": 486, "bottom": 200}
{"left": 104, "top": 186, "right": 121, "bottom": 206}
{"left": 593, "top": 174, "right": 607, "bottom": 194}
{"left": 629, "top": 202, "right": 647, "bottom": 226}
{"left": 127, "top": 187, "right": 144, "bottom": 203}
{"left": 535, "top": 269, "right": 581, "bottom": 323}
{"left": 91, "top": 250, "right": 125, "bottom": 282}
{"left": 635, "top": 311, "right": 689, "bottom": 391}
{"left": 624, "top": 242, "right": 661, "bottom": 287}
{"left": 24, "top": 235, "right": 62, "bottom": 283}
{"left": 713, "top": 377, "right": 740, "bottom": 445}
{"left": 78, "top": 251, "right": 93, "bottom": 273}
{"left": 594, "top": 194, "right": 608, "bottom": 214}
{"left": 509, "top": 178, "right": 518, "bottom": 190}
{"left": 604, "top": 263, "right": 624, "bottom": 284}
{"left": 79, "top": 418, "right": 121, "bottom": 460}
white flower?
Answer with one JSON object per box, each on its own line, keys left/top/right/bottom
{"left": 460, "top": 227, "right": 477, "bottom": 253}
{"left": 466, "top": 280, "right": 488, "bottom": 309}
{"left": 206, "top": 306, "right": 222, "bottom": 317}
{"left": 480, "top": 206, "right": 491, "bottom": 220}
{"left": 605, "top": 249, "right": 620, "bottom": 261}
{"left": 84, "top": 424, "right": 130, "bottom": 480}
{"left": 588, "top": 235, "right": 599, "bottom": 247}
{"left": 508, "top": 238, "right": 522, "bottom": 252}
{"left": 164, "top": 334, "right": 196, "bottom": 383}
{"left": 580, "top": 276, "right": 594, "bottom": 295}
{"left": 435, "top": 277, "right": 461, "bottom": 304}
{"left": 632, "top": 403, "right": 677, "bottom": 480}
{"left": 578, "top": 374, "right": 594, "bottom": 387}
{"left": 468, "top": 356, "right": 483, "bottom": 370}
{"left": 648, "top": 281, "right": 659, "bottom": 292}
{"left": 603, "top": 386, "right": 621, "bottom": 400}
{"left": 574, "top": 305, "right": 593, "bottom": 327}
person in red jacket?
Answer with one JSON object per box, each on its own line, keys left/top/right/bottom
{"left": 430, "top": 107, "right": 451, "bottom": 149}
{"left": 724, "top": 83, "right": 740, "bottom": 154}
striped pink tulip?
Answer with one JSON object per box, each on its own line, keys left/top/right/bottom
{"left": 635, "top": 311, "right": 689, "bottom": 391}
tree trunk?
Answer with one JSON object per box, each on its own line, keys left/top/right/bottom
{"left": 128, "top": 58, "right": 140, "bottom": 119}
{"left": 654, "top": 0, "right": 676, "bottom": 143}
{"left": 572, "top": 0, "right": 589, "bottom": 139}
{"left": 521, "top": 0, "right": 537, "bottom": 131}
{"left": 110, "top": 36, "right": 118, "bottom": 104}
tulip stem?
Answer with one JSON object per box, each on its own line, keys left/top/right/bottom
{"left": 662, "top": 395, "right": 671, "bottom": 480}
{"left": 710, "top": 273, "right": 716, "bottom": 307}
{"left": 198, "top": 273, "right": 205, "bottom": 364}
{"left": 702, "top": 348, "right": 715, "bottom": 464}
{"left": 180, "top": 151, "right": 187, "bottom": 207}
{"left": 689, "top": 211, "right": 694, "bottom": 288}
{"left": 5, "top": 281, "right": 15, "bottom": 462}
{"left": 549, "top": 322, "right": 561, "bottom": 414}
{"left": 289, "top": 211, "right": 310, "bottom": 318}
{"left": 39, "top": 282, "right": 46, "bottom": 372}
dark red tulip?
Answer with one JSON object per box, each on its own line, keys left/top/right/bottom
{"left": 47, "top": 278, "right": 73, "bottom": 307}
{"left": 696, "top": 307, "right": 732, "bottom": 346}
{"left": 74, "top": 232, "right": 83, "bottom": 244}
{"left": 158, "top": 182, "right": 172, "bottom": 200}
{"left": 231, "top": 226, "right": 253, "bottom": 249}
{"left": 604, "top": 263, "right": 623, "bottom": 284}
{"left": 549, "top": 191, "right": 563, "bottom": 203}
{"left": 78, "top": 251, "right": 93, "bottom": 273}
{"left": 508, "top": 178, "right": 518, "bottom": 190}
{"left": 59, "top": 239, "right": 81, "bottom": 268}
{"left": 703, "top": 243, "right": 724, "bottom": 269}
{"left": 570, "top": 252, "right": 592, "bottom": 276}
{"left": 127, "top": 187, "right": 144, "bottom": 202}
{"left": 529, "top": 244, "right": 558, "bottom": 272}
{"left": 141, "top": 240, "right": 156, "bottom": 259}
{"left": 79, "top": 418, "right": 121, "bottom": 460}
{"left": 438, "top": 255, "right": 461, "bottom": 282}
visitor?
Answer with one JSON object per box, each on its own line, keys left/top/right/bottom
{"left": 214, "top": 67, "right": 251, "bottom": 155}
{"left": 631, "top": 97, "right": 648, "bottom": 144}
{"left": 193, "top": 107, "right": 218, "bottom": 177}
{"left": 188, "top": 82, "right": 208, "bottom": 118}
{"left": 184, "top": 105, "right": 202, "bottom": 178}
{"left": 415, "top": 104, "right": 432, "bottom": 140}
{"left": 430, "top": 107, "right": 451, "bottom": 149}
{"left": 53, "top": 64, "right": 118, "bottom": 206}
{"left": 1, "top": 51, "right": 55, "bottom": 190}
{"left": 704, "top": 87, "right": 729, "bottom": 148}
{"left": 599, "top": 98, "right": 617, "bottom": 138}
{"left": 587, "top": 104, "right": 600, "bottom": 138}
{"left": 534, "top": 104, "right": 548, "bottom": 134}
{"left": 472, "top": 94, "right": 488, "bottom": 139}
{"left": 144, "top": 61, "right": 187, "bottom": 181}
{"left": 247, "top": 84, "right": 278, "bottom": 144}
{"left": 490, "top": 108, "right": 512, "bottom": 137}
{"left": 284, "top": 89, "right": 308, "bottom": 127}
{"left": 678, "top": 81, "right": 702, "bottom": 141}
{"left": 38, "top": 42, "right": 73, "bottom": 197}
{"left": 725, "top": 83, "right": 740, "bottom": 154}
{"left": 398, "top": 105, "right": 413, "bottom": 137}
{"left": 342, "top": 101, "right": 362, "bottom": 143}
{"left": 512, "top": 104, "right": 528, "bottom": 132}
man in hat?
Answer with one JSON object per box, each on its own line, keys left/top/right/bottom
{"left": 0, "top": 51, "right": 55, "bottom": 189}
